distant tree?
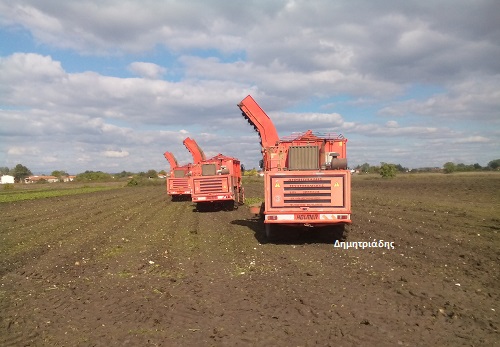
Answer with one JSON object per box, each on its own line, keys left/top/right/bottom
{"left": 12, "top": 164, "right": 32, "bottom": 182}
{"left": 115, "top": 170, "right": 134, "bottom": 178}
{"left": 76, "top": 171, "right": 113, "bottom": 181}
{"left": 456, "top": 163, "right": 467, "bottom": 171}
{"left": 379, "top": 162, "right": 397, "bottom": 178}
{"left": 52, "top": 170, "right": 69, "bottom": 178}
{"left": 443, "top": 162, "right": 456, "bottom": 174}
{"left": 369, "top": 165, "right": 380, "bottom": 174}
{"left": 395, "top": 164, "right": 408, "bottom": 172}
{"left": 241, "top": 164, "right": 246, "bottom": 174}
{"left": 158, "top": 169, "right": 166, "bottom": 175}
{"left": 362, "top": 163, "right": 371, "bottom": 173}
{"left": 488, "top": 159, "right": 500, "bottom": 170}
{"left": 357, "top": 163, "right": 371, "bottom": 173}
{"left": 146, "top": 169, "right": 158, "bottom": 178}
{"left": 0, "top": 166, "right": 9, "bottom": 175}
{"left": 473, "top": 163, "right": 482, "bottom": 170}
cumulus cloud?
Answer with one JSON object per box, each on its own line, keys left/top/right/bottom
{"left": 128, "top": 62, "right": 166, "bottom": 79}
{"left": 453, "top": 136, "right": 490, "bottom": 144}
{"left": 7, "top": 146, "right": 40, "bottom": 156}
{"left": 102, "top": 150, "right": 129, "bottom": 158}
{"left": 378, "top": 75, "right": 500, "bottom": 121}
{"left": 1, "top": 1, "right": 499, "bottom": 172}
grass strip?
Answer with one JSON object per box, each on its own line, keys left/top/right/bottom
{"left": 0, "top": 186, "right": 121, "bottom": 203}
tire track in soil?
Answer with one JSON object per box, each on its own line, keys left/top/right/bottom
{"left": 0, "top": 188, "right": 137, "bottom": 276}
{"left": 0, "top": 189, "right": 151, "bottom": 346}
{"left": 0, "top": 186, "right": 177, "bottom": 346}
{"left": 154, "top": 203, "right": 351, "bottom": 346}
{"left": 34, "top": 187, "right": 184, "bottom": 346}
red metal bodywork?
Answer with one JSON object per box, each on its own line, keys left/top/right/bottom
{"left": 183, "top": 137, "right": 206, "bottom": 164}
{"left": 164, "top": 151, "right": 191, "bottom": 197}
{"left": 183, "top": 138, "right": 244, "bottom": 209}
{"left": 238, "top": 95, "right": 351, "bottom": 229}
{"left": 191, "top": 154, "right": 244, "bottom": 206}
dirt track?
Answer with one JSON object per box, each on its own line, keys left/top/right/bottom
{"left": 1, "top": 173, "right": 499, "bottom": 346}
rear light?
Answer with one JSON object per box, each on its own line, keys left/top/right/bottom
{"left": 268, "top": 215, "right": 278, "bottom": 220}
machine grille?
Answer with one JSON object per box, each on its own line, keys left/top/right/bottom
{"left": 170, "top": 178, "right": 189, "bottom": 189}
{"left": 270, "top": 174, "right": 345, "bottom": 208}
{"left": 202, "top": 164, "right": 217, "bottom": 176}
{"left": 287, "top": 146, "right": 319, "bottom": 170}
{"left": 195, "top": 177, "right": 227, "bottom": 193}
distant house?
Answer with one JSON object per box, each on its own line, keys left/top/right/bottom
{"left": 158, "top": 174, "right": 167, "bottom": 179}
{"left": 62, "top": 175, "right": 76, "bottom": 182}
{"left": 25, "top": 175, "right": 59, "bottom": 184}
{"left": 0, "top": 175, "right": 15, "bottom": 184}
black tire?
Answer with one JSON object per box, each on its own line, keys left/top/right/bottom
{"left": 225, "top": 200, "right": 235, "bottom": 211}
{"left": 265, "top": 223, "right": 274, "bottom": 240}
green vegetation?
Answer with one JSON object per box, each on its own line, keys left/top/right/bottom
{"left": 379, "top": 162, "right": 397, "bottom": 178}
{"left": 444, "top": 159, "right": 500, "bottom": 173}
{"left": 355, "top": 162, "right": 408, "bottom": 174}
{"left": 489, "top": 159, "right": 500, "bottom": 170}
{"left": 51, "top": 170, "right": 69, "bottom": 179}
{"left": 0, "top": 185, "right": 120, "bottom": 203}
{"left": 242, "top": 175, "right": 263, "bottom": 183}
{"left": 244, "top": 197, "right": 264, "bottom": 206}
{"left": 126, "top": 176, "right": 164, "bottom": 186}
{"left": 243, "top": 168, "right": 260, "bottom": 176}
{"left": 76, "top": 170, "right": 114, "bottom": 181}
{"left": 2, "top": 184, "right": 14, "bottom": 191}
{"left": 0, "top": 164, "right": 34, "bottom": 183}
{"left": 355, "top": 158, "right": 500, "bottom": 175}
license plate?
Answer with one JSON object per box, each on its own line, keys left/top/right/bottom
{"left": 294, "top": 214, "right": 319, "bottom": 220}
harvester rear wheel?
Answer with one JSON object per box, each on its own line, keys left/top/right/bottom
{"left": 265, "top": 223, "right": 274, "bottom": 240}
{"left": 225, "top": 200, "right": 235, "bottom": 211}
{"left": 196, "top": 202, "right": 208, "bottom": 212}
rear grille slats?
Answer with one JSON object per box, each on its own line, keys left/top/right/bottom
{"left": 270, "top": 174, "right": 345, "bottom": 209}
{"left": 282, "top": 179, "right": 332, "bottom": 207}
{"left": 195, "top": 178, "right": 226, "bottom": 193}
{"left": 284, "top": 199, "right": 330, "bottom": 204}
{"left": 170, "top": 178, "right": 189, "bottom": 189}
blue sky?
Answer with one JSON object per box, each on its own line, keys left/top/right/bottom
{"left": 1, "top": 0, "right": 499, "bottom": 174}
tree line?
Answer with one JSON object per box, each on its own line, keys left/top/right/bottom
{"left": 0, "top": 165, "right": 166, "bottom": 183}
{"left": 443, "top": 159, "right": 500, "bottom": 173}
{"left": 355, "top": 159, "right": 500, "bottom": 178}
{"left": 2, "top": 159, "right": 499, "bottom": 182}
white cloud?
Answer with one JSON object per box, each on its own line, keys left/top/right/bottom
{"left": 102, "top": 150, "right": 129, "bottom": 158}
{"left": 378, "top": 75, "right": 500, "bottom": 122}
{"left": 1, "top": 1, "right": 499, "bottom": 172}
{"left": 453, "top": 136, "right": 490, "bottom": 144}
{"left": 128, "top": 62, "right": 166, "bottom": 79}
{"left": 7, "top": 146, "right": 40, "bottom": 155}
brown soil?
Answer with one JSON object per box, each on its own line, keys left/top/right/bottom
{"left": 1, "top": 173, "right": 499, "bottom": 346}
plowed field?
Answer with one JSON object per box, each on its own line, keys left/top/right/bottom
{"left": 1, "top": 173, "right": 499, "bottom": 346}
